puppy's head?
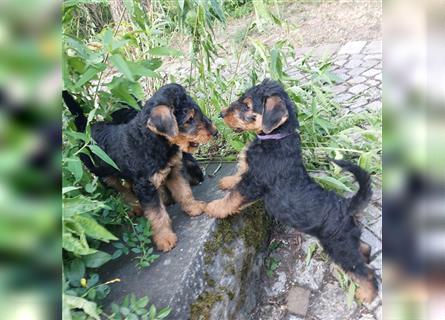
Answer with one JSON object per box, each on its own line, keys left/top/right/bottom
{"left": 146, "top": 84, "right": 217, "bottom": 153}
{"left": 221, "top": 80, "right": 289, "bottom": 134}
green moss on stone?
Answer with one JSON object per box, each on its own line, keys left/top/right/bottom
{"left": 239, "top": 202, "right": 270, "bottom": 249}
{"left": 190, "top": 292, "right": 223, "bottom": 320}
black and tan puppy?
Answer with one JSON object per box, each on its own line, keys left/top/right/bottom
{"left": 63, "top": 84, "right": 217, "bottom": 252}
{"left": 205, "top": 79, "right": 377, "bottom": 303}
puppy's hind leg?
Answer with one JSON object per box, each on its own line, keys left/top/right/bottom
{"left": 320, "top": 225, "right": 378, "bottom": 303}
{"left": 103, "top": 176, "right": 142, "bottom": 216}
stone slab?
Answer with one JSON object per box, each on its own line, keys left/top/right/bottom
{"left": 338, "top": 41, "right": 367, "bottom": 55}
{"left": 287, "top": 286, "right": 311, "bottom": 316}
{"left": 100, "top": 162, "right": 237, "bottom": 319}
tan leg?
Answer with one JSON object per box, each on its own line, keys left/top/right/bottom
{"left": 165, "top": 165, "right": 205, "bottom": 216}
{"left": 348, "top": 270, "right": 378, "bottom": 303}
{"left": 205, "top": 191, "right": 249, "bottom": 219}
{"left": 144, "top": 203, "right": 177, "bottom": 252}
{"left": 359, "top": 241, "right": 372, "bottom": 264}
{"left": 103, "top": 177, "right": 142, "bottom": 216}
{"left": 218, "top": 145, "right": 249, "bottom": 190}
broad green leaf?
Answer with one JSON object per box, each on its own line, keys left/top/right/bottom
{"left": 63, "top": 195, "right": 106, "bottom": 217}
{"left": 63, "top": 232, "right": 96, "bottom": 255}
{"left": 148, "top": 46, "right": 183, "bottom": 57}
{"left": 66, "top": 158, "right": 83, "bottom": 182}
{"left": 64, "top": 294, "right": 100, "bottom": 320}
{"left": 89, "top": 145, "right": 120, "bottom": 170}
{"left": 314, "top": 175, "right": 352, "bottom": 193}
{"left": 210, "top": 0, "right": 225, "bottom": 23}
{"left": 110, "top": 54, "right": 134, "bottom": 81}
{"left": 157, "top": 307, "right": 171, "bottom": 319}
{"left": 136, "top": 296, "right": 149, "bottom": 308}
{"left": 102, "top": 29, "right": 113, "bottom": 49}
{"left": 128, "top": 61, "right": 159, "bottom": 78}
{"left": 74, "top": 215, "right": 118, "bottom": 242}
{"left": 66, "top": 259, "right": 85, "bottom": 282}
{"left": 359, "top": 152, "right": 372, "bottom": 172}
{"left": 62, "top": 186, "right": 81, "bottom": 194}
{"left": 83, "top": 251, "right": 112, "bottom": 268}
{"left": 74, "top": 64, "right": 105, "bottom": 88}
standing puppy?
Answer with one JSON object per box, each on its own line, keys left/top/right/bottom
{"left": 63, "top": 84, "right": 217, "bottom": 252}
{"left": 205, "top": 79, "right": 377, "bottom": 303}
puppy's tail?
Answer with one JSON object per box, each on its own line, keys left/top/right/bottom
{"left": 62, "top": 91, "right": 87, "bottom": 132}
{"left": 331, "top": 159, "right": 372, "bottom": 215}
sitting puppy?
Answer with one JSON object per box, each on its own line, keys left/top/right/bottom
{"left": 63, "top": 84, "right": 217, "bottom": 252}
{"left": 108, "top": 106, "right": 205, "bottom": 186}
{"left": 205, "top": 79, "right": 377, "bottom": 303}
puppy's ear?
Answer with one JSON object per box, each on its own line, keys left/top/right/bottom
{"left": 262, "top": 96, "right": 288, "bottom": 134}
{"left": 146, "top": 105, "right": 178, "bottom": 137}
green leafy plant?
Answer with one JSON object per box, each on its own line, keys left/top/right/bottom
{"left": 265, "top": 256, "right": 280, "bottom": 277}
{"left": 332, "top": 265, "right": 357, "bottom": 306}
{"left": 112, "top": 217, "right": 160, "bottom": 269}
{"left": 109, "top": 294, "right": 171, "bottom": 320}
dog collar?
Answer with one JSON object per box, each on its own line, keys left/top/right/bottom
{"left": 256, "top": 130, "right": 298, "bottom": 141}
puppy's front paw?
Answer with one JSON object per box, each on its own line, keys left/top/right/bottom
{"left": 218, "top": 176, "right": 237, "bottom": 190}
{"left": 205, "top": 200, "right": 229, "bottom": 219}
{"left": 128, "top": 205, "right": 143, "bottom": 217}
{"left": 153, "top": 229, "right": 177, "bottom": 252}
{"left": 183, "top": 200, "right": 205, "bottom": 216}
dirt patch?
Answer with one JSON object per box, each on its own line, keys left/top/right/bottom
{"left": 216, "top": 0, "right": 381, "bottom": 48}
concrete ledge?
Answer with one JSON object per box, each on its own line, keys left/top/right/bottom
{"left": 101, "top": 163, "right": 271, "bottom": 319}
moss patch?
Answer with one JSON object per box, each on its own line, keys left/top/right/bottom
{"left": 240, "top": 202, "right": 270, "bottom": 249}
{"left": 190, "top": 292, "right": 223, "bottom": 320}
{"left": 203, "top": 201, "right": 270, "bottom": 265}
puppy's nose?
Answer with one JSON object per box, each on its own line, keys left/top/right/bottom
{"left": 211, "top": 125, "right": 219, "bottom": 137}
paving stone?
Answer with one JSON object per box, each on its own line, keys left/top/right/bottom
{"left": 266, "top": 271, "right": 288, "bottom": 297}
{"left": 349, "top": 97, "right": 368, "bottom": 110}
{"left": 293, "top": 258, "right": 327, "bottom": 290}
{"left": 361, "top": 59, "right": 379, "bottom": 69}
{"left": 359, "top": 314, "right": 376, "bottom": 320}
{"left": 361, "top": 228, "right": 381, "bottom": 256}
{"left": 371, "top": 252, "right": 382, "bottom": 277}
{"left": 363, "top": 54, "right": 382, "bottom": 61}
{"left": 344, "top": 59, "right": 363, "bottom": 69}
{"left": 338, "top": 41, "right": 367, "bottom": 55}
{"left": 374, "top": 73, "right": 382, "bottom": 81}
{"left": 348, "top": 67, "right": 367, "bottom": 77}
{"left": 362, "top": 68, "right": 380, "bottom": 78}
{"left": 349, "top": 84, "right": 368, "bottom": 95}
{"left": 350, "top": 54, "right": 365, "bottom": 61}
{"left": 334, "top": 59, "right": 347, "bottom": 67}
{"left": 287, "top": 286, "right": 311, "bottom": 316}
{"left": 365, "top": 100, "right": 382, "bottom": 112}
{"left": 312, "top": 43, "right": 341, "bottom": 58}
{"left": 335, "top": 54, "right": 350, "bottom": 61}
{"left": 367, "top": 80, "right": 380, "bottom": 87}
{"left": 363, "top": 87, "right": 381, "bottom": 101}
{"left": 333, "top": 71, "right": 351, "bottom": 82}
{"left": 309, "top": 283, "right": 357, "bottom": 320}
{"left": 331, "top": 85, "right": 349, "bottom": 94}
{"left": 348, "top": 76, "right": 367, "bottom": 84}
{"left": 334, "top": 93, "right": 354, "bottom": 104}
{"left": 367, "top": 220, "right": 382, "bottom": 240}
{"left": 286, "top": 315, "right": 304, "bottom": 320}
{"left": 363, "top": 204, "right": 381, "bottom": 220}
{"left": 364, "top": 40, "right": 382, "bottom": 54}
